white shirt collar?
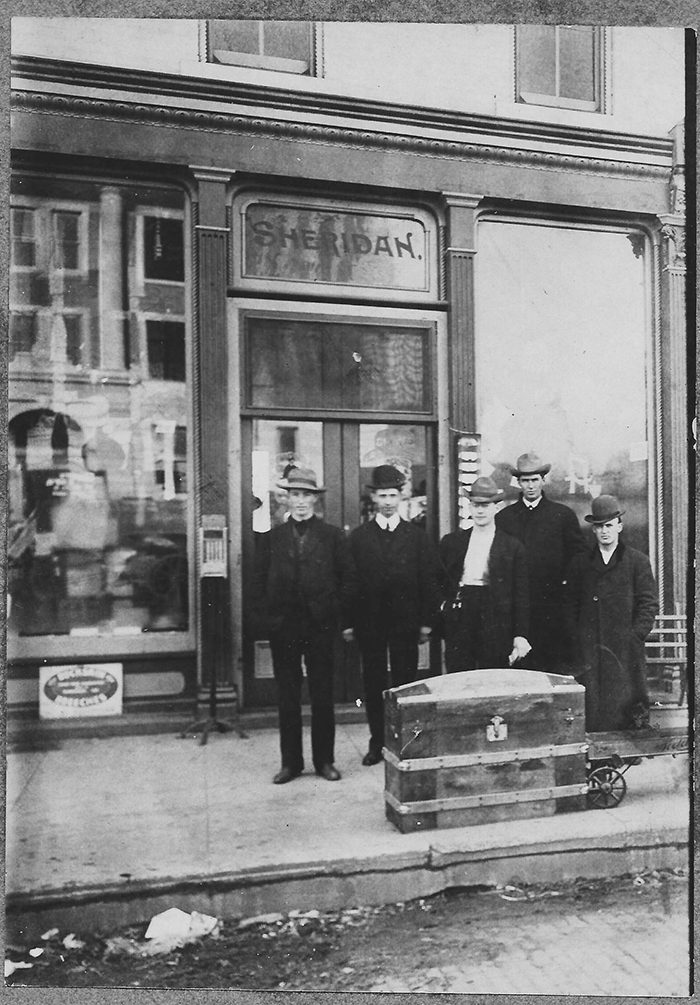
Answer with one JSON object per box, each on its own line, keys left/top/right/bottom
{"left": 375, "top": 513, "right": 401, "bottom": 532}
{"left": 523, "top": 496, "right": 543, "bottom": 510}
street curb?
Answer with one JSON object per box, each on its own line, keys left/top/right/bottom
{"left": 6, "top": 826, "right": 688, "bottom": 942}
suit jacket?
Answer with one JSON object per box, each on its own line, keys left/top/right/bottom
{"left": 348, "top": 518, "right": 441, "bottom": 637}
{"left": 252, "top": 517, "right": 356, "bottom": 636}
{"left": 439, "top": 528, "right": 530, "bottom": 648}
{"left": 495, "top": 494, "right": 586, "bottom": 606}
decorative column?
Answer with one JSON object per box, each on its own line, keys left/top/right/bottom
{"left": 99, "top": 186, "right": 125, "bottom": 370}
{"left": 190, "top": 165, "right": 237, "bottom": 712}
{"left": 442, "top": 192, "right": 483, "bottom": 528}
{"left": 658, "top": 123, "right": 687, "bottom": 615}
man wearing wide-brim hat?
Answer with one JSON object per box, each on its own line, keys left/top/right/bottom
{"left": 344, "top": 464, "right": 442, "bottom": 765}
{"left": 439, "top": 476, "right": 531, "bottom": 671}
{"left": 495, "top": 452, "right": 586, "bottom": 672}
{"left": 252, "top": 466, "right": 356, "bottom": 784}
{"left": 562, "top": 495, "right": 658, "bottom": 731}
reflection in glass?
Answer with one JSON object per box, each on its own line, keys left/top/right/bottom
{"left": 247, "top": 318, "right": 430, "bottom": 412}
{"left": 251, "top": 419, "right": 324, "bottom": 533}
{"left": 8, "top": 176, "right": 190, "bottom": 639}
{"left": 475, "top": 222, "right": 649, "bottom": 553}
{"left": 359, "top": 423, "right": 428, "bottom": 527}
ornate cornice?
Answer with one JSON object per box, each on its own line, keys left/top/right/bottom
{"left": 12, "top": 90, "right": 672, "bottom": 184}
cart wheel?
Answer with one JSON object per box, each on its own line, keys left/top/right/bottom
{"left": 587, "top": 765, "right": 627, "bottom": 809}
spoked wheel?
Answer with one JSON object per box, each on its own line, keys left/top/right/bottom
{"left": 587, "top": 764, "right": 627, "bottom": 809}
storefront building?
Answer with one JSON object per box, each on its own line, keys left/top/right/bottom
{"left": 8, "top": 21, "right": 688, "bottom": 720}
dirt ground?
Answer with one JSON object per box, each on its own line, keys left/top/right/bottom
{"left": 5, "top": 868, "right": 689, "bottom": 991}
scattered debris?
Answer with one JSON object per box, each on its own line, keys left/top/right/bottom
{"left": 62, "top": 934, "right": 86, "bottom": 950}
{"left": 28, "top": 948, "right": 44, "bottom": 958}
{"left": 238, "top": 912, "right": 284, "bottom": 930}
{"left": 41, "top": 928, "right": 59, "bottom": 941}
{"left": 143, "top": 908, "right": 220, "bottom": 955}
{"left": 5, "top": 960, "right": 34, "bottom": 978}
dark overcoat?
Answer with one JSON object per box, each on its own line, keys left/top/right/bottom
{"left": 348, "top": 519, "right": 441, "bottom": 638}
{"left": 252, "top": 517, "right": 356, "bottom": 637}
{"left": 562, "top": 541, "right": 658, "bottom": 731}
{"left": 439, "top": 528, "right": 530, "bottom": 653}
{"left": 495, "top": 494, "right": 586, "bottom": 667}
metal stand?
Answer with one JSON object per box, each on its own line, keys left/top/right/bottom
{"left": 180, "top": 670, "right": 248, "bottom": 745}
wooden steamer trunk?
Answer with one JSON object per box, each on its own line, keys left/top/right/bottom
{"left": 384, "top": 669, "right": 588, "bottom": 833}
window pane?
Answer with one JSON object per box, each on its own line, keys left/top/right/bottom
{"left": 518, "top": 25, "right": 556, "bottom": 96}
{"left": 475, "top": 223, "right": 649, "bottom": 554}
{"left": 559, "top": 26, "right": 596, "bottom": 101}
{"left": 210, "top": 20, "right": 260, "bottom": 55}
{"left": 10, "top": 313, "right": 37, "bottom": 358}
{"left": 264, "top": 21, "right": 310, "bottom": 61}
{"left": 8, "top": 178, "right": 191, "bottom": 641}
{"left": 246, "top": 318, "right": 431, "bottom": 412}
{"left": 54, "top": 211, "right": 80, "bottom": 269}
{"left": 11, "top": 208, "right": 36, "bottom": 267}
{"left": 64, "top": 315, "right": 85, "bottom": 366}
{"left": 252, "top": 419, "right": 324, "bottom": 532}
{"left": 144, "top": 216, "right": 184, "bottom": 282}
{"left": 147, "top": 320, "right": 186, "bottom": 381}
{"left": 359, "top": 424, "right": 428, "bottom": 526}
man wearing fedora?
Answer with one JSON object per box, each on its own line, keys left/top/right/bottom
{"left": 563, "top": 495, "right": 658, "bottom": 732}
{"left": 344, "top": 465, "right": 441, "bottom": 765}
{"left": 252, "top": 467, "right": 356, "bottom": 784}
{"left": 495, "top": 452, "right": 586, "bottom": 672}
{"left": 439, "top": 476, "right": 531, "bottom": 672}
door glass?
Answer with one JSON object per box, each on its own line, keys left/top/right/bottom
{"left": 359, "top": 423, "right": 428, "bottom": 526}
{"left": 251, "top": 418, "right": 324, "bottom": 532}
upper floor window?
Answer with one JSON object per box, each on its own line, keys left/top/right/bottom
{"left": 11, "top": 207, "right": 36, "bottom": 268}
{"left": 206, "top": 20, "right": 317, "bottom": 75}
{"left": 143, "top": 215, "right": 185, "bottom": 283}
{"left": 53, "top": 210, "right": 81, "bottom": 270}
{"left": 516, "top": 25, "right": 603, "bottom": 112}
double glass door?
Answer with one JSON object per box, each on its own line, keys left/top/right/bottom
{"left": 241, "top": 418, "right": 437, "bottom": 707}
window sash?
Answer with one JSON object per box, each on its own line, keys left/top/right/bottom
{"left": 516, "top": 25, "right": 601, "bottom": 112}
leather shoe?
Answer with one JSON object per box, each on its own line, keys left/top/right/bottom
{"left": 362, "top": 749, "right": 383, "bottom": 766}
{"left": 316, "top": 763, "right": 341, "bottom": 781}
{"left": 273, "top": 766, "right": 302, "bottom": 785}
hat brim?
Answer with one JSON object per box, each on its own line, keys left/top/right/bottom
{"left": 468, "top": 492, "right": 505, "bottom": 503}
{"left": 510, "top": 464, "right": 551, "bottom": 477}
{"left": 277, "top": 480, "right": 326, "bottom": 493}
{"left": 585, "top": 509, "right": 624, "bottom": 524}
{"left": 367, "top": 482, "right": 405, "bottom": 491}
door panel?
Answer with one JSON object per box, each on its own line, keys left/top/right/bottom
{"left": 241, "top": 418, "right": 438, "bottom": 708}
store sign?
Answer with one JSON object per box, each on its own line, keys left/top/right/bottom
{"left": 39, "top": 663, "right": 123, "bottom": 719}
{"left": 238, "top": 196, "right": 436, "bottom": 298}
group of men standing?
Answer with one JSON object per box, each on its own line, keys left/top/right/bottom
{"left": 252, "top": 453, "right": 658, "bottom": 785}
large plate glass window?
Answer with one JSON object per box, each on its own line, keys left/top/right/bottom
{"left": 475, "top": 220, "right": 651, "bottom": 557}
{"left": 8, "top": 176, "right": 193, "bottom": 657}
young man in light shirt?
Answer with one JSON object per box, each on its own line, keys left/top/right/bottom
{"left": 439, "top": 476, "right": 531, "bottom": 672}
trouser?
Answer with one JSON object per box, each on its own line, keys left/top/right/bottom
{"left": 269, "top": 623, "right": 336, "bottom": 773}
{"left": 443, "top": 586, "right": 510, "bottom": 673}
{"left": 358, "top": 631, "right": 419, "bottom": 753}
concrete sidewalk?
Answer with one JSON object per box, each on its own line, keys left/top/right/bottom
{"left": 5, "top": 720, "right": 690, "bottom": 941}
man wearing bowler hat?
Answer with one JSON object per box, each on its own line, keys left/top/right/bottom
{"left": 252, "top": 467, "right": 356, "bottom": 784}
{"left": 563, "top": 495, "right": 658, "bottom": 732}
{"left": 344, "top": 465, "right": 441, "bottom": 765}
{"left": 439, "top": 476, "right": 531, "bottom": 672}
{"left": 496, "top": 452, "right": 586, "bottom": 672}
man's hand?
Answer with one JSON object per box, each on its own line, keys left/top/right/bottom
{"left": 342, "top": 628, "right": 355, "bottom": 643}
{"left": 419, "top": 626, "right": 432, "bottom": 644}
{"left": 508, "top": 636, "right": 532, "bottom": 666}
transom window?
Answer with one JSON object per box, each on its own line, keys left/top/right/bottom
{"left": 516, "top": 25, "right": 602, "bottom": 111}
{"left": 207, "top": 20, "right": 316, "bottom": 75}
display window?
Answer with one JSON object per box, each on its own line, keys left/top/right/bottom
{"left": 8, "top": 175, "right": 194, "bottom": 658}
{"left": 475, "top": 219, "right": 652, "bottom": 557}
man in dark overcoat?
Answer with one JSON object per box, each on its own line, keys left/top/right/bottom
{"left": 496, "top": 452, "right": 586, "bottom": 672}
{"left": 562, "top": 495, "right": 658, "bottom": 732}
{"left": 439, "top": 476, "right": 531, "bottom": 672}
{"left": 344, "top": 465, "right": 441, "bottom": 765}
{"left": 252, "top": 467, "right": 356, "bottom": 784}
